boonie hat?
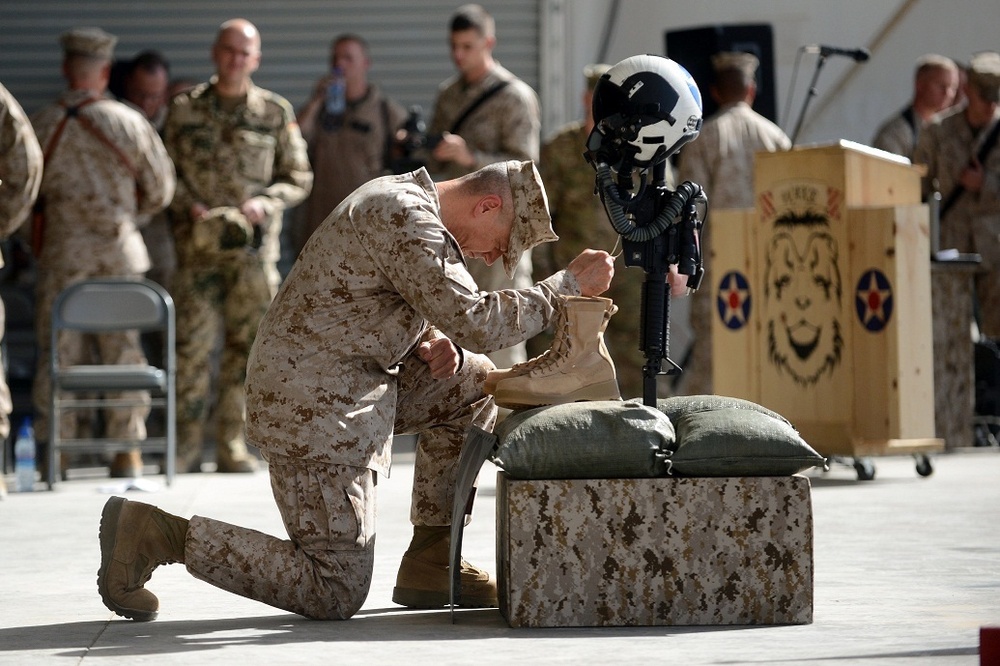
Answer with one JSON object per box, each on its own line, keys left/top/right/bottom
{"left": 60, "top": 27, "right": 117, "bottom": 60}
{"left": 503, "top": 160, "right": 558, "bottom": 279}
{"left": 191, "top": 206, "right": 254, "bottom": 255}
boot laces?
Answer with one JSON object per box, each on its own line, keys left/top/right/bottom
{"left": 527, "top": 315, "right": 574, "bottom": 374}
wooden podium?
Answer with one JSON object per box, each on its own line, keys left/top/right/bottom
{"left": 711, "top": 141, "right": 943, "bottom": 458}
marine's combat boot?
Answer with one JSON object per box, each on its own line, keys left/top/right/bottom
{"left": 483, "top": 297, "right": 571, "bottom": 395}
{"left": 216, "top": 443, "right": 258, "bottom": 473}
{"left": 215, "top": 426, "right": 258, "bottom": 474}
{"left": 109, "top": 450, "right": 144, "bottom": 478}
{"left": 97, "top": 497, "right": 188, "bottom": 621}
{"left": 392, "top": 525, "right": 498, "bottom": 608}
{"left": 492, "top": 296, "right": 621, "bottom": 409}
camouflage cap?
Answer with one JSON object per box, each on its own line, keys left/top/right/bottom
{"left": 711, "top": 51, "right": 760, "bottom": 78}
{"left": 60, "top": 27, "right": 117, "bottom": 60}
{"left": 503, "top": 160, "right": 558, "bottom": 279}
{"left": 584, "top": 63, "right": 612, "bottom": 91}
{"left": 192, "top": 206, "right": 254, "bottom": 255}
{"left": 968, "top": 51, "right": 1000, "bottom": 103}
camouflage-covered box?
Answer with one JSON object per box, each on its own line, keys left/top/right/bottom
{"left": 497, "top": 473, "right": 813, "bottom": 627}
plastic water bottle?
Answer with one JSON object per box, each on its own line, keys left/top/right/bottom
{"left": 14, "top": 418, "right": 36, "bottom": 492}
{"left": 325, "top": 68, "right": 345, "bottom": 116}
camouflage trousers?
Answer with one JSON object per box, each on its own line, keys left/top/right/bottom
{"left": 0, "top": 297, "right": 9, "bottom": 442}
{"left": 185, "top": 349, "right": 496, "bottom": 618}
{"left": 186, "top": 460, "right": 376, "bottom": 620}
{"left": 676, "top": 277, "right": 714, "bottom": 397}
{"left": 32, "top": 270, "right": 149, "bottom": 443}
{"left": 172, "top": 254, "right": 277, "bottom": 459}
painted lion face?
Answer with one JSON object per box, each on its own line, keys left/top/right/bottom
{"left": 764, "top": 214, "right": 843, "bottom": 385}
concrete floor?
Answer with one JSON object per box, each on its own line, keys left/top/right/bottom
{"left": 1, "top": 446, "right": 998, "bottom": 665}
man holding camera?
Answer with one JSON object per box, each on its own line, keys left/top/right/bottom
{"left": 295, "top": 33, "right": 407, "bottom": 255}
{"left": 426, "top": 3, "right": 541, "bottom": 369}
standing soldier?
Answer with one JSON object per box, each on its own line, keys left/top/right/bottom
{"left": 426, "top": 3, "right": 541, "bottom": 369}
{"left": 871, "top": 54, "right": 960, "bottom": 160}
{"left": 162, "top": 18, "right": 312, "bottom": 473}
{"left": 0, "top": 81, "right": 43, "bottom": 496}
{"left": 914, "top": 51, "right": 1000, "bottom": 337}
{"left": 30, "top": 28, "right": 176, "bottom": 479}
{"left": 676, "top": 51, "right": 791, "bottom": 396}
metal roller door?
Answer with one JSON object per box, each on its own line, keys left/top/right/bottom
{"left": 0, "top": 1, "right": 540, "bottom": 118}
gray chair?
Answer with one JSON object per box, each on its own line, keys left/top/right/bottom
{"left": 47, "top": 278, "right": 175, "bottom": 489}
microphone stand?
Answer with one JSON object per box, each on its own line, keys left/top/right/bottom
{"left": 790, "top": 53, "right": 828, "bottom": 145}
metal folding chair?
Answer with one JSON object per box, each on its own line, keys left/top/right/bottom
{"left": 47, "top": 278, "right": 175, "bottom": 489}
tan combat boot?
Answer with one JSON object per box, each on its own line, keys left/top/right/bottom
{"left": 483, "top": 297, "right": 571, "bottom": 395}
{"left": 216, "top": 439, "right": 259, "bottom": 473}
{"left": 484, "top": 295, "right": 620, "bottom": 395}
{"left": 97, "top": 496, "right": 188, "bottom": 621}
{"left": 109, "top": 450, "right": 144, "bottom": 478}
{"left": 492, "top": 296, "right": 622, "bottom": 409}
{"left": 392, "top": 525, "right": 497, "bottom": 608}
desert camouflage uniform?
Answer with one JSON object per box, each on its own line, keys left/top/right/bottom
{"left": 535, "top": 121, "right": 649, "bottom": 399}
{"left": 296, "top": 84, "right": 407, "bottom": 253}
{"left": 30, "top": 90, "right": 175, "bottom": 442}
{"left": 914, "top": 105, "right": 1000, "bottom": 336}
{"left": 182, "top": 169, "right": 577, "bottom": 618}
{"left": 872, "top": 106, "right": 919, "bottom": 159}
{"left": 162, "top": 79, "right": 311, "bottom": 465}
{"left": 428, "top": 62, "right": 540, "bottom": 367}
{"left": 0, "top": 82, "right": 42, "bottom": 441}
{"left": 676, "top": 101, "right": 790, "bottom": 395}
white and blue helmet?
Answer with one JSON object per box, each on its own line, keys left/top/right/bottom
{"left": 591, "top": 54, "right": 703, "bottom": 168}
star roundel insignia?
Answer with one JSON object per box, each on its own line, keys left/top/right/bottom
{"left": 717, "top": 271, "right": 752, "bottom": 330}
{"left": 855, "top": 269, "right": 893, "bottom": 332}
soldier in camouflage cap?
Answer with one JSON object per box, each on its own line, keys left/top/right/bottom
{"left": 162, "top": 18, "right": 312, "bottom": 474}
{"left": 914, "top": 50, "right": 1000, "bottom": 337}
{"left": 31, "top": 25, "right": 176, "bottom": 479}
{"left": 96, "top": 160, "right": 614, "bottom": 621}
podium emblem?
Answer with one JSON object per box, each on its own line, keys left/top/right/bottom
{"left": 855, "top": 269, "right": 893, "bottom": 332}
{"left": 717, "top": 271, "right": 751, "bottom": 329}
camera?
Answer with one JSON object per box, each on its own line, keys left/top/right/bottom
{"left": 389, "top": 106, "right": 442, "bottom": 174}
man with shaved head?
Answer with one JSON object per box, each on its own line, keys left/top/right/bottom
{"left": 162, "top": 18, "right": 312, "bottom": 474}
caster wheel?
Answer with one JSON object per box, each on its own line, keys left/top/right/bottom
{"left": 915, "top": 454, "right": 934, "bottom": 477}
{"left": 853, "top": 457, "right": 876, "bottom": 481}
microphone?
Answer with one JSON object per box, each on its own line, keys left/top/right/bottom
{"left": 804, "top": 44, "right": 871, "bottom": 61}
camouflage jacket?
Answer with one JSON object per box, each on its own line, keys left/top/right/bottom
{"left": 428, "top": 62, "right": 540, "bottom": 180}
{"left": 245, "top": 168, "right": 578, "bottom": 474}
{"left": 30, "top": 89, "right": 175, "bottom": 273}
{"left": 163, "top": 78, "right": 312, "bottom": 265}
{"left": 677, "top": 101, "right": 790, "bottom": 210}
{"left": 913, "top": 104, "right": 1000, "bottom": 251}
{"left": 0, "top": 82, "right": 42, "bottom": 267}
{"left": 872, "top": 106, "right": 918, "bottom": 160}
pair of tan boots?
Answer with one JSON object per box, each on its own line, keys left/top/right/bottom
{"left": 486, "top": 295, "right": 622, "bottom": 409}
